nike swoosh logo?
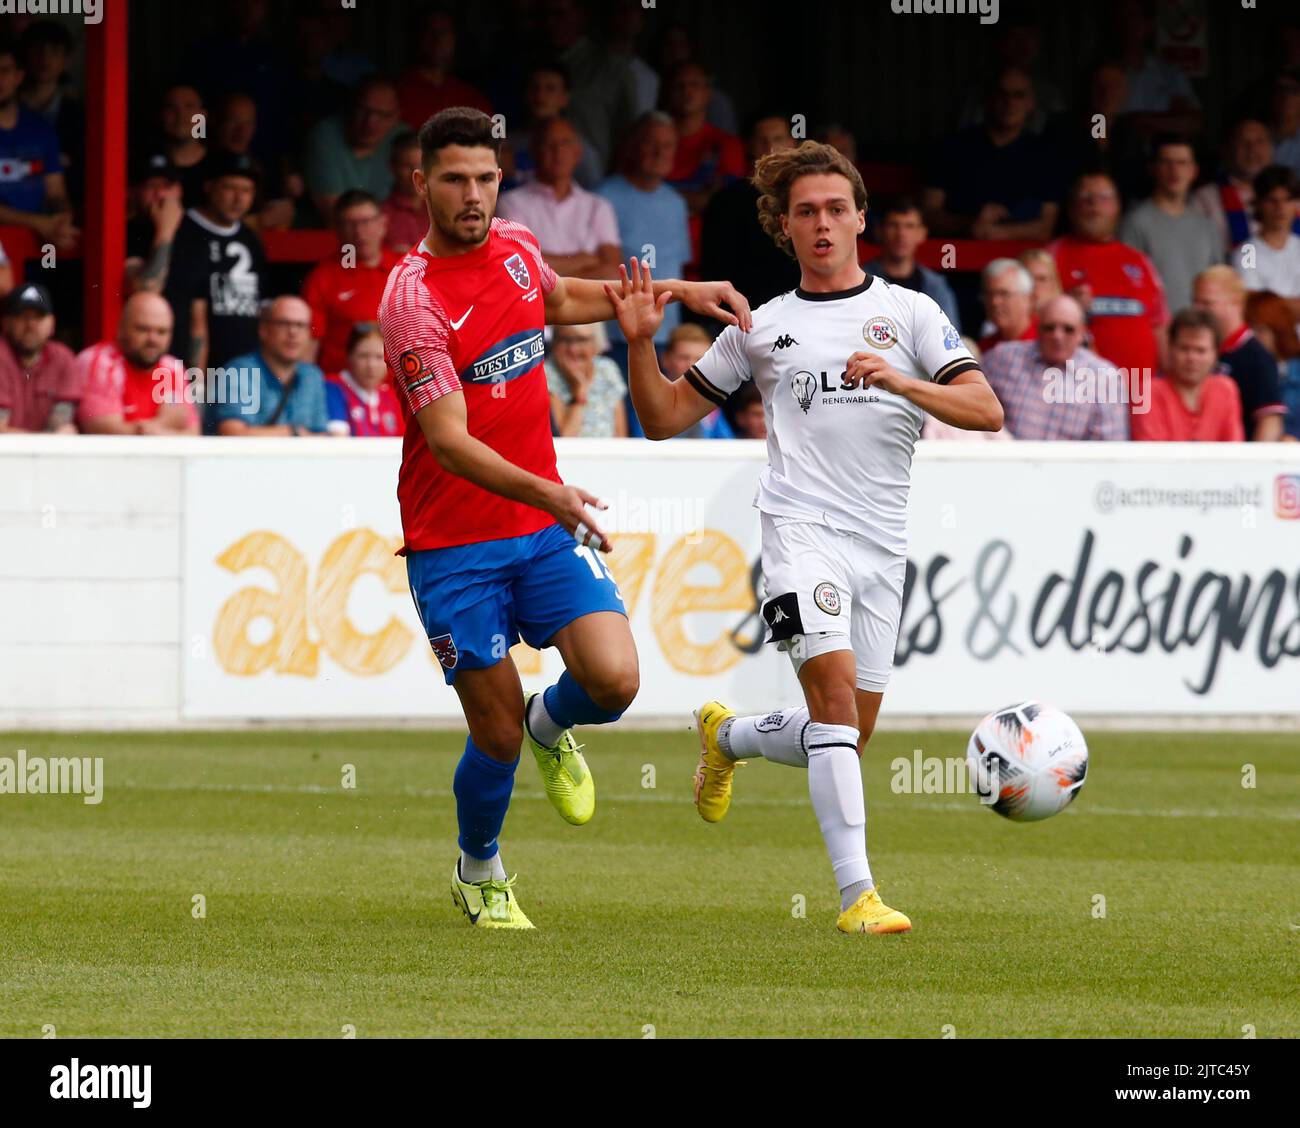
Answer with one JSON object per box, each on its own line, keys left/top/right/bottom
{"left": 338, "top": 290, "right": 357, "bottom": 302}
{"left": 450, "top": 306, "right": 474, "bottom": 331}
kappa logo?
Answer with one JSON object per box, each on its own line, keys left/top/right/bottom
{"left": 503, "top": 253, "right": 532, "bottom": 290}
{"left": 770, "top": 606, "right": 789, "bottom": 624}
{"left": 430, "top": 633, "right": 459, "bottom": 669}
{"left": 771, "top": 334, "right": 799, "bottom": 351}
{"left": 792, "top": 370, "right": 817, "bottom": 414}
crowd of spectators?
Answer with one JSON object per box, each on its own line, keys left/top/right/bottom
{"left": 1, "top": 1, "right": 1300, "bottom": 442}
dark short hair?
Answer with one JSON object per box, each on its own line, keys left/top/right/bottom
{"left": 1150, "top": 132, "right": 1195, "bottom": 162}
{"left": 877, "top": 194, "right": 923, "bottom": 222}
{"left": 21, "top": 20, "right": 73, "bottom": 54}
{"left": 1254, "top": 164, "right": 1300, "bottom": 202}
{"left": 418, "top": 106, "right": 501, "bottom": 169}
{"left": 352, "top": 74, "right": 398, "bottom": 108}
{"left": 335, "top": 189, "right": 381, "bottom": 218}
{"left": 390, "top": 129, "right": 421, "bottom": 155}
{"left": 0, "top": 38, "right": 20, "bottom": 66}
{"left": 1169, "top": 307, "right": 1221, "bottom": 347}
{"left": 346, "top": 321, "right": 384, "bottom": 355}
{"left": 528, "top": 59, "right": 571, "bottom": 89}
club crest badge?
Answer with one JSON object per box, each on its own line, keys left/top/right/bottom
{"left": 814, "top": 582, "right": 842, "bottom": 615}
{"left": 863, "top": 317, "right": 899, "bottom": 350}
{"left": 430, "top": 633, "right": 459, "bottom": 669}
{"left": 503, "top": 253, "right": 532, "bottom": 290}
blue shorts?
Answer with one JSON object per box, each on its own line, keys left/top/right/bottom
{"left": 407, "top": 523, "right": 627, "bottom": 685}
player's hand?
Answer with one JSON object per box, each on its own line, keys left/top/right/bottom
{"left": 603, "top": 257, "right": 669, "bottom": 342}
{"left": 844, "top": 352, "right": 908, "bottom": 395}
{"left": 544, "top": 482, "right": 614, "bottom": 553}
{"left": 681, "top": 278, "right": 753, "bottom": 332}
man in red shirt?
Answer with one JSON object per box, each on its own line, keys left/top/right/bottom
{"left": 394, "top": 6, "right": 490, "bottom": 132}
{"left": 381, "top": 132, "right": 428, "bottom": 255}
{"left": 303, "top": 189, "right": 402, "bottom": 375}
{"left": 1132, "top": 309, "right": 1244, "bottom": 442}
{"left": 0, "top": 283, "right": 80, "bottom": 433}
{"left": 77, "top": 293, "right": 198, "bottom": 435}
{"left": 1052, "top": 171, "right": 1169, "bottom": 388}
{"left": 665, "top": 61, "right": 745, "bottom": 218}
{"left": 379, "top": 107, "right": 748, "bottom": 929}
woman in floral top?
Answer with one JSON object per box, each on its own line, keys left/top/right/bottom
{"left": 545, "top": 322, "right": 628, "bottom": 437}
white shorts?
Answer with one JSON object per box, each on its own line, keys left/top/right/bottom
{"left": 759, "top": 514, "right": 907, "bottom": 692}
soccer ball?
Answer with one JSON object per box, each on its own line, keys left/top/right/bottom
{"left": 966, "top": 701, "right": 1089, "bottom": 822}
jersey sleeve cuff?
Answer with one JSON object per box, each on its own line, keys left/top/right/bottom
{"left": 933, "top": 359, "right": 981, "bottom": 386}
{"left": 684, "top": 365, "right": 729, "bottom": 407}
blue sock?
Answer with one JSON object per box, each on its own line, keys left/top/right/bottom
{"left": 543, "top": 669, "right": 626, "bottom": 728}
{"left": 452, "top": 738, "right": 518, "bottom": 860}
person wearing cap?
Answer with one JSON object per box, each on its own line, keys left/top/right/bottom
{"left": 0, "top": 283, "right": 80, "bottom": 433}
{"left": 76, "top": 293, "right": 199, "bottom": 436}
{"left": 0, "top": 38, "right": 78, "bottom": 251}
{"left": 124, "top": 152, "right": 185, "bottom": 296}
{"left": 163, "top": 150, "right": 267, "bottom": 371}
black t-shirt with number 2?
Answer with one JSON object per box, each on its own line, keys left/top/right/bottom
{"left": 164, "top": 209, "right": 266, "bottom": 369}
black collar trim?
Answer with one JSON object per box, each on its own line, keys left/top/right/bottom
{"left": 795, "top": 274, "right": 875, "bottom": 302}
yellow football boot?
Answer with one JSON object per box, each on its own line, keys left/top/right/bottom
{"left": 836, "top": 887, "right": 912, "bottom": 935}
{"left": 693, "top": 700, "right": 742, "bottom": 823}
{"left": 524, "top": 691, "right": 595, "bottom": 826}
{"left": 450, "top": 862, "right": 535, "bottom": 930}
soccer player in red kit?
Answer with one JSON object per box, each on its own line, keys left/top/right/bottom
{"left": 379, "top": 107, "right": 750, "bottom": 929}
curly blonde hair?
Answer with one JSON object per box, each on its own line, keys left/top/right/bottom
{"left": 752, "top": 141, "right": 868, "bottom": 258}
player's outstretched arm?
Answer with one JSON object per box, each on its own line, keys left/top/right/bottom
{"left": 416, "top": 391, "right": 614, "bottom": 551}
{"left": 548, "top": 264, "right": 753, "bottom": 332}
{"left": 845, "top": 353, "right": 1005, "bottom": 432}
{"left": 605, "top": 260, "right": 718, "bottom": 441}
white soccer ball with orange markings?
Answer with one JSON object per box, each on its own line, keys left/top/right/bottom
{"left": 966, "top": 701, "right": 1089, "bottom": 822}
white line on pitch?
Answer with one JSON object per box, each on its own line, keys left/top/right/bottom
{"left": 108, "top": 780, "right": 1300, "bottom": 820}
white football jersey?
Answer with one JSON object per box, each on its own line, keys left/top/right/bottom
{"left": 687, "top": 275, "right": 977, "bottom": 554}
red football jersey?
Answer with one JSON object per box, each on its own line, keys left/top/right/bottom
{"left": 1050, "top": 236, "right": 1169, "bottom": 381}
{"left": 379, "top": 218, "right": 562, "bottom": 552}
{"left": 302, "top": 250, "right": 403, "bottom": 375}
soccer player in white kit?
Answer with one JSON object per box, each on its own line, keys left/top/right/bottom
{"left": 606, "top": 142, "right": 1004, "bottom": 934}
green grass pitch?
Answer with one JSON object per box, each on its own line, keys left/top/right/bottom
{"left": 1, "top": 727, "right": 1296, "bottom": 1038}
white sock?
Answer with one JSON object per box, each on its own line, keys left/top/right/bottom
{"left": 459, "top": 850, "right": 507, "bottom": 884}
{"left": 525, "top": 692, "right": 564, "bottom": 748}
{"left": 719, "top": 708, "right": 810, "bottom": 767}
{"left": 804, "top": 723, "right": 873, "bottom": 908}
